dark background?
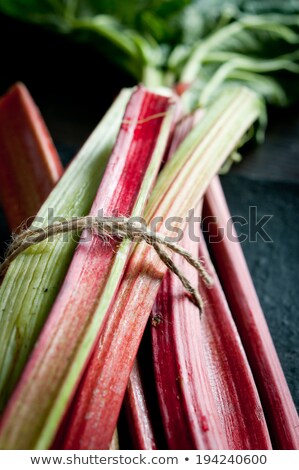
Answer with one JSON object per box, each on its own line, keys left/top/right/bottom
{"left": 0, "top": 13, "right": 298, "bottom": 411}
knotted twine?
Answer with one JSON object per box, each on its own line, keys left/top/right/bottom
{"left": 0, "top": 217, "right": 213, "bottom": 313}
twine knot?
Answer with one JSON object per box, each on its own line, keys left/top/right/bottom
{"left": 0, "top": 217, "right": 213, "bottom": 313}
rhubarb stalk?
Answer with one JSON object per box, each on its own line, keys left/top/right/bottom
{"left": 0, "top": 87, "right": 131, "bottom": 411}
{"left": 0, "top": 86, "right": 175, "bottom": 449}
{"left": 150, "top": 208, "right": 227, "bottom": 449}
{"left": 123, "top": 361, "right": 158, "bottom": 450}
{"left": 122, "top": 109, "right": 205, "bottom": 450}
{"left": 59, "top": 86, "right": 261, "bottom": 450}
{"left": 151, "top": 199, "right": 271, "bottom": 449}
{"left": 150, "top": 111, "right": 271, "bottom": 449}
{"left": 199, "top": 235, "right": 271, "bottom": 449}
{"left": 203, "top": 176, "right": 299, "bottom": 449}
{"left": 0, "top": 83, "right": 63, "bottom": 230}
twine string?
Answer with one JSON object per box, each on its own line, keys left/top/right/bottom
{"left": 0, "top": 217, "right": 213, "bottom": 313}
{"left": 122, "top": 112, "right": 169, "bottom": 125}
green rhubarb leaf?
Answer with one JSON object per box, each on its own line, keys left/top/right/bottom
{"left": 1, "top": 0, "right": 299, "bottom": 102}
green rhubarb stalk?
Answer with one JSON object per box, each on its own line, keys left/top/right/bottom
{"left": 0, "top": 88, "right": 131, "bottom": 411}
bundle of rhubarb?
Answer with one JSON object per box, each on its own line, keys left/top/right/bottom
{"left": 0, "top": 0, "right": 298, "bottom": 450}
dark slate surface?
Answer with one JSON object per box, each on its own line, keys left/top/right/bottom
{"left": 221, "top": 175, "right": 299, "bottom": 410}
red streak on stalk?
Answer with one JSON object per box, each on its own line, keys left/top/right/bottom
{"left": 151, "top": 213, "right": 227, "bottom": 449}
{"left": 123, "top": 361, "right": 157, "bottom": 450}
{"left": 203, "top": 176, "right": 299, "bottom": 449}
{"left": 0, "top": 86, "right": 171, "bottom": 448}
{"left": 173, "top": 82, "right": 191, "bottom": 97}
{"left": 0, "top": 83, "right": 63, "bottom": 230}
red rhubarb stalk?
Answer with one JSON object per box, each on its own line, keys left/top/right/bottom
{"left": 156, "top": 108, "right": 297, "bottom": 449}
{"left": 199, "top": 234, "right": 271, "bottom": 449}
{"left": 122, "top": 108, "right": 205, "bottom": 450}
{"left": 123, "top": 361, "right": 158, "bottom": 450}
{"left": 150, "top": 111, "right": 271, "bottom": 449}
{"left": 203, "top": 176, "right": 299, "bottom": 449}
{"left": 0, "top": 83, "right": 63, "bottom": 230}
{"left": 59, "top": 87, "right": 261, "bottom": 450}
{"left": 151, "top": 198, "right": 271, "bottom": 449}
{"left": 0, "top": 85, "right": 175, "bottom": 449}
{"left": 150, "top": 208, "right": 227, "bottom": 449}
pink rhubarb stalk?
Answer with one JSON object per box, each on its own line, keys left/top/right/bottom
{"left": 150, "top": 208, "right": 227, "bottom": 449}
{"left": 0, "top": 83, "right": 63, "bottom": 230}
{"left": 199, "top": 235, "right": 271, "bottom": 449}
{"left": 0, "top": 85, "right": 175, "bottom": 449}
{"left": 151, "top": 201, "right": 271, "bottom": 449}
{"left": 203, "top": 176, "right": 299, "bottom": 449}
{"left": 58, "top": 87, "right": 261, "bottom": 450}
{"left": 121, "top": 109, "right": 205, "bottom": 451}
